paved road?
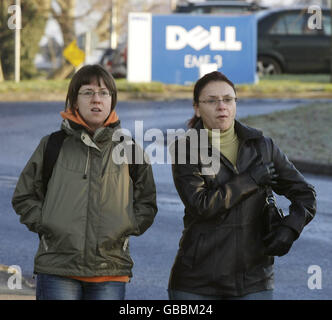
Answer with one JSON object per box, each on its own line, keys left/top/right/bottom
{"left": 0, "top": 99, "right": 331, "bottom": 299}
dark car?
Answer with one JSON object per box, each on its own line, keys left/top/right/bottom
{"left": 174, "top": 0, "right": 266, "bottom": 14}
{"left": 257, "top": 7, "right": 331, "bottom": 75}
{"left": 99, "top": 43, "right": 127, "bottom": 78}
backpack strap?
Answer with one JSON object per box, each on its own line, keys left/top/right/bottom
{"left": 42, "top": 130, "right": 67, "bottom": 196}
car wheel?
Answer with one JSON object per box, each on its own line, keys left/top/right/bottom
{"left": 257, "top": 57, "right": 282, "bottom": 76}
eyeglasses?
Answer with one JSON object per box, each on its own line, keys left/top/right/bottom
{"left": 199, "top": 97, "right": 237, "bottom": 106}
{"left": 78, "top": 90, "right": 111, "bottom": 98}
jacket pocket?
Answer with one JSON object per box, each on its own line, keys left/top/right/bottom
{"left": 180, "top": 233, "right": 204, "bottom": 269}
{"left": 97, "top": 237, "right": 133, "bottom": 269}
{"left": 242, "top": 220, "right": 267, "bottom": 270}
{"left": 97, "top": 236, "right": 130, "bottom": 254}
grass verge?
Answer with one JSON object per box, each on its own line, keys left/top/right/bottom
{"left": 240, "top": 102, "right": 332, "bottom": 165}
{"left": 1, "top": 74, "right": 332, "bottom": 101}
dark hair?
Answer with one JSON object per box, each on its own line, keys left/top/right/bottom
{"left": 65, "top": 64, "right": 117, "bottom": 112}
{"left": 188, "top": 71, "right": 236, "bottom": 128}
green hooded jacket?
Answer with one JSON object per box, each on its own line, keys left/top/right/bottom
{"left": 12, "top": 119, "right": 158, "bottom": 277}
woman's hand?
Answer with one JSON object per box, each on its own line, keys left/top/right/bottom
{"left": 250, "top": 162, "right": 278, "bottom": 186}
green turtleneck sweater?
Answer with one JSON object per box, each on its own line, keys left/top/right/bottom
{"left": 204, "top": 121, "right": 240, "bottom": 169}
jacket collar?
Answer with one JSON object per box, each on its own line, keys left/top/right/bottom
{"left": 61, "top": 118, "right": 121, "bottom": 143}
{"left": 193, "top": 118, "right": 263, "bottom": 142}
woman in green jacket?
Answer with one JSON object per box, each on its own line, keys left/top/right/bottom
{"left": 12, "top": 64, "right": 158, "bottom": 300}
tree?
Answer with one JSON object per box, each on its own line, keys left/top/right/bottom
{"left": 48, "top": 0, "right": 76, "bottom": 79}
{"left": 0, "top": 0, "right": 51, "bottom": 80}
{"left": 49, "top": 0, "right": 129, "bottom": 79}
{"left": 49, "top": 0, "right": 116, "bottom": 79}
{"left": 0, "top": 0, "right": 174, "bottom": 80}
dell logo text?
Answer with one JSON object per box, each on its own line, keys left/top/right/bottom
{"left": 166, "top": 25, "right": 242, "bottom": 51}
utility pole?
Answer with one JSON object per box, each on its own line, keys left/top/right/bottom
{"left": 15, "top": 0, "right": 21, "bottom": 83}
{"left": 85, "top": 31, "right": 91, "bottom": 64}
{"left": 110, "top": 0, "right": 117, "bottom": 49}
{"left": 0, "top": 0, "right": 4, "bottom": 81}
{"left": 330, "top": 0, "right": 332, "bottom": 82}
{"left": 0, "top": 62, "right": 4, "bottom": 82}
{"left": 109, "top": 0, "right": 113, "bottom": 49}
{"left": 170, "top": 0, "right": 177, "bottom": 12}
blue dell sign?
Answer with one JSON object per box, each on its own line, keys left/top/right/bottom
{"left": 128, "top": 13, "right": 257, "bottom": 84}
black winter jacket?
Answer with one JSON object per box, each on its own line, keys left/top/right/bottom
{"left": 168, "top": 120, "right": 316, "bottom": 297}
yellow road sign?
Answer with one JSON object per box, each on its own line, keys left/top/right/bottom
{"left": 63, "top": 40, "right": 85, "bottom": 67}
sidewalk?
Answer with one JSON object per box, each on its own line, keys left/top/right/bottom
{"left": 0, "top": 265, "right": 36, "bottom": 300}
{"left": 291, "top": 158, "right": 332, "bottom": 177}
{"left": 0, "top": 295, "right": 35, "bottom": 300}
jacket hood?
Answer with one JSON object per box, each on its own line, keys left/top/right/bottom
{"left": 60, "top": 109, "right": 119, "bottom": 132}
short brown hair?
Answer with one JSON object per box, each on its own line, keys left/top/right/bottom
{"left": 188, "top": 71, "right": 236, "bottom": 128}
{"left": 65, "top": 64, "right": 117, "bottom": 112}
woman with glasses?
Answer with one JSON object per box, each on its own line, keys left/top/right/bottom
{"left": 168, "top": 71, "right": 316, "bottom": 300}
{"left": 12, "top": 64, "right": 157, "bottom": 300}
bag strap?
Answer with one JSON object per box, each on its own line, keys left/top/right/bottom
{"left": 254, "top": 138, "right": 285, "bottom": 221}
{"left": 42, "top": 130, "right": 67, "bottom": 196}
{"left": 254, "top": 137, "right": 275, "bottom": 203}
